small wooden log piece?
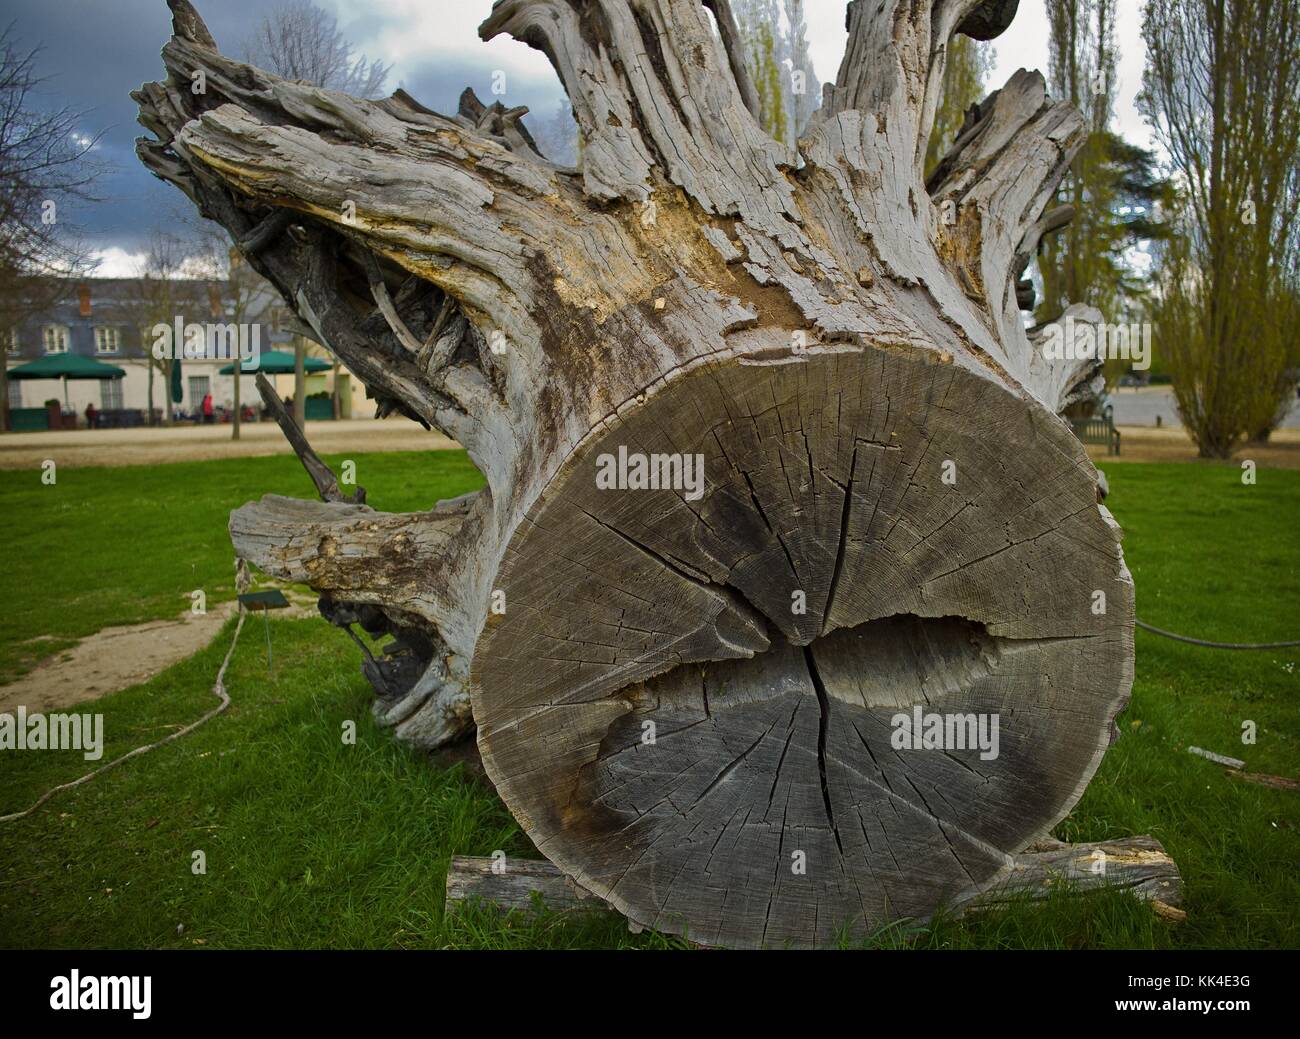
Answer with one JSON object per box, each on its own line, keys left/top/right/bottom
{"left": 965, "top": 835, "right": 1184, "bottom": 917}
{"left": 446, "top": 834, "right": 1183, "bottom": 937}
{"left": 1228, "top": 770, "right": 1300, "bottom": 793}
{"left": 445, "top": 855, "right": 602, "bottom": 916}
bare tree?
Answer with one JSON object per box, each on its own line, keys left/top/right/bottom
{"left": 118, "top": 230, "right": 205, "bottom": 426}
{"left": 0, "top": 22, "right": 99, "bottom": 431}
{"left": 243, "top": 0, "right": 390, "bottom": 98}
{"left": 190, "top": 230, "right": 273, "bottom": 439}
{"left": 782, "top": 0, "right": 821, "bottom": 138}
{"left": 242, "top": 0, "right": 390, "bottom": 427}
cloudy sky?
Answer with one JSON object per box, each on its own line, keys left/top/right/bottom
{"left": 10, "top": 0, "right": 1154, "bottom": 276}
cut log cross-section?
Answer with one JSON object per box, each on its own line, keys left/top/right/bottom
{"left": 136, "top": 0, "right": 1134, "bottom": 947}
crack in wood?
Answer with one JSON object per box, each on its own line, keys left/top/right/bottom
{"left": 801, "top": 644, "right": 845, "bottom": 856}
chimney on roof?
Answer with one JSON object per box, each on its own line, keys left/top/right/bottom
{"left": 78, "top": 284, "right": 91, "bottom": 317}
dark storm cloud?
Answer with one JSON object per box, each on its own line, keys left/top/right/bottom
{"left": 5, "top": 1, "right": 272, "bottom": 257}
{"left": 6, "top": 1, "right": 558, "bottom": 263}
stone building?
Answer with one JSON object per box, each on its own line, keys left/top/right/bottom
{"left": 3, "top": 276, "right": 372, "bottom": 425}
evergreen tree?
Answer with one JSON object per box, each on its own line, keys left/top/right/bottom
{"left": 531, "top": 101, "right": 580, "bottom": 167}
{"left": 1035, "top": 0, "right": 1173, "bottom": 383}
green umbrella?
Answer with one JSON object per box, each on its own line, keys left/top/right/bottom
{"left": 8, "top": 353, "right": 126, "bottom": 408}
{"left": 219, "top": 349, "right": 331, "bottom": 376}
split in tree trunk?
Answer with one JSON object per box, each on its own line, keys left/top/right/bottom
{"left": 136, "top": 0, "right": 1131, "bottom": 948}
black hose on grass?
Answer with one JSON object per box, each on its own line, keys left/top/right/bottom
{"left": 1, "top": 604, "right": 1292, "bottom": 826}
{"left": 1136, "top": 619, "right": 1300, "bottom": 651}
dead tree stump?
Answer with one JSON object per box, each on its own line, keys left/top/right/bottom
{"left": 136, "top": 0, "right": 1134, "bottom": 948}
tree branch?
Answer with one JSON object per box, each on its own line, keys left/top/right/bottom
{"left": 229, "top": 493, "right": 479, "bottom": 645}
{"left": 1025, "top": 303, "right": 1107, "bottom": 414}
{"left": 928, "top": 71, "right": 1086, "bottom": 376}
{"left": 479, "top": 0, "right": 794, "bottom": 222}
{"left": 253, "top": 372, "right": 364, "bottom": 505}
{"left": 701, "top": 0, "right": 762, "bottom": 120}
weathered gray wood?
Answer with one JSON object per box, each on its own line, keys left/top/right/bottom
{"left": 137, "top": 0, "right": 1130, "bottom": 949}
{"left": 445, "top": 855, "right": 603, "bottom": 916}
{"left": 474, "top": 349, "right": 1132, "bottom": 949}
{"left": 1187, "top": 745, "right": 1246, "bottom": 769}
{"left": 1229, "top": 770, "right": 1300, "bottom": 793}
{"left": 253, "top": 373, "right": 363, "bottom": 505}
{"left": 446, "top": 834, "right": 1183, "bottom": 931}
{"left": 973, "top": 835, "right": 1183, "bottom": 915}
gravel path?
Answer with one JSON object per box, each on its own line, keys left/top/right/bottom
{"left": 1109, "top": 386, "right": 1300, "bottom": 430}
{"left": 0, "top": 418, "right": 456, "bottom": 469}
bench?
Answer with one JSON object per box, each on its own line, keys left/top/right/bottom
{"left": 1071, "top": 415, "right": 1121, "bottom": 456}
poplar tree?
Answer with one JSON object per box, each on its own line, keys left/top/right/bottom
{"left": 732, "top": 0, "right": 820, "bottom": 146}
{"left": 1142, "top": 0, "right": 1300, "bottom": 455}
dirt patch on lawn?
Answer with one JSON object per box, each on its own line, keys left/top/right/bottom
{"left": 0, "top": 419, "right": 458, "bottom": 470}
{"left": 0, "top": 598, "right": 317, "bottom": 714}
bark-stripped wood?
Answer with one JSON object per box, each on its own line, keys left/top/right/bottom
{"left": 253, "top": 373, "right": 364, "bottom": 505}
{"left": 136, "top": 0, "right": 1132, "bottom": 947}
{"left": 446, "top": 834, "right": 1184, "bottom": 924}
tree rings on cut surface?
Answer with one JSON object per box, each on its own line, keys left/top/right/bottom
{"left": 472, "top": 345, "right": 1133, "bottom": 948}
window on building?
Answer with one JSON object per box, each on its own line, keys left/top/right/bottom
{"left": 94, "top": 326, "right": 122, "bottom": 354}
{"left": 7, "top": 380, "right": 21, "bottom": 410}
{"left": 101, "top": 380, "right": 123, "bottom": 410}
{"left": 188, "top": 375, "right": 211, "bottom": 404}
{"left": 42, "top": 325, "right": 69, "bottom": 353}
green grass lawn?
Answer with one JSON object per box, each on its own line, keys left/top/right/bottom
{"left": 0, "top": 450, "right": 484, "bottom": 684}
{"left": 0, "top": 454, "right": 1296, "bottom": 949}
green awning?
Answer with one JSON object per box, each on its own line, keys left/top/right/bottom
{"left": 219, "top": 349, "right": 331, "bottom": 375}
{"left": 8, "top": 353, "right": 126, "bottom": 380}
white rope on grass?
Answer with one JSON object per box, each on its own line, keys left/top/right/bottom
{"left": 0, "top": 610, "right": 246, "bottom": 825}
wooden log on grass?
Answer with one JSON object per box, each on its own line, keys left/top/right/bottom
{"left": 136, "top": 0, "right": 1133, "bottom": 948}
{"left": 446, "top": 835, "right": 1184, "bottom": 931}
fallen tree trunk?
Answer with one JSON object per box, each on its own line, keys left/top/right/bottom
{"left": 137, "top": 0, "right": 1132, "bottom": 948}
